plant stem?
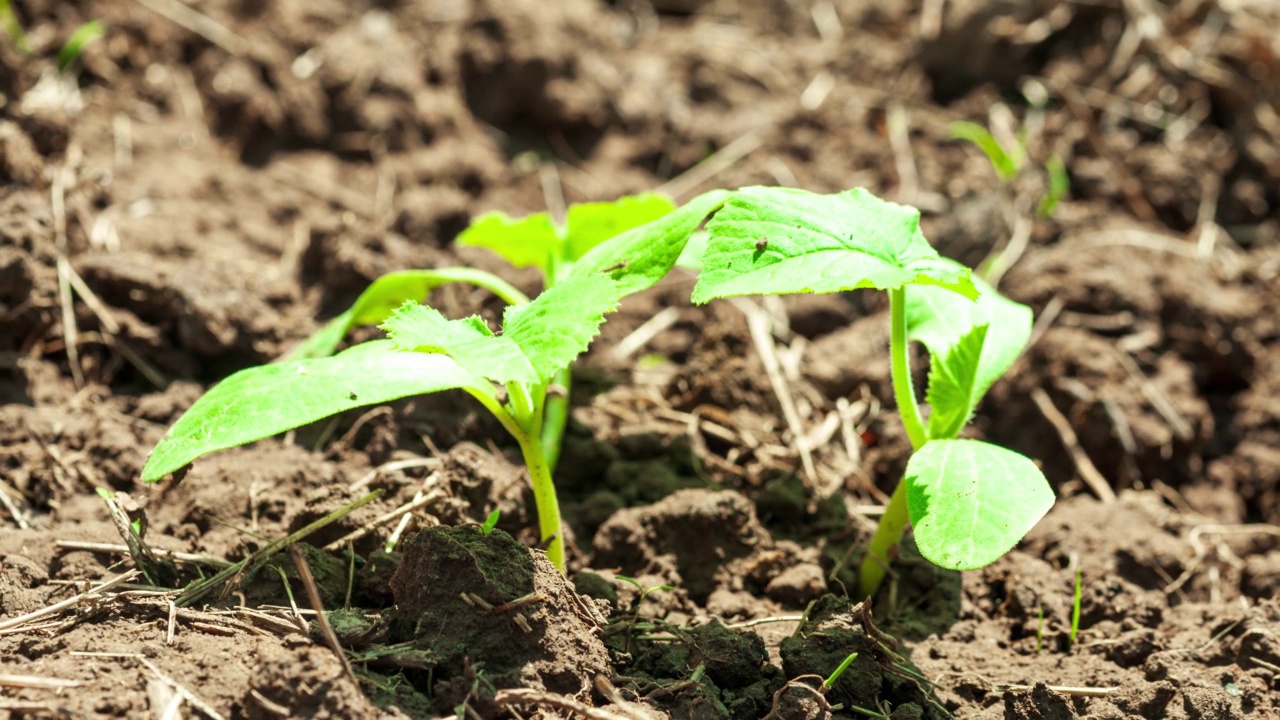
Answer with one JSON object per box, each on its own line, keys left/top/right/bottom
{"left": 857, "top": 286, "right": 927, "bottom": 599}
{"left": 888, "top": 287, "right": 928, "bottom": 449}
{"left": 540, "top": 367, "right": 570, "bottom": 474}
{"left": 516, "top": 430, "right": 565, "bottom": 572}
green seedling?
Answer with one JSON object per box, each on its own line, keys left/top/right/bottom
{"left": 456, "top": 192, "right": 675, "bottom": 471}
{"left": 0, "top": 0, "right": 27, "bottom": 53}
{"left": 1035, "top": 605, "right": 1044, "bottom": 653}
{"left": 57, "top": 20, "right": 103, "bottom": 74}
{"left": 691, "top": 186, "right": 1054, "bottom": 599}
{"left": 479, "top": 508, "right": 501, "bottom": 536}
{"left": 140, "top": 190, "right": 729, "bottom": 574}
{"left": 950, "top": 121, "right": 1023, "bottom": 181}
{"left": 949, "top": 120, "right": 1068, "bottom": 220}
{"left": 1069, "top": 567, "right": 1083, "bottom": 649}
{"left": 616, "top": 575, "right": 674, "bottom": 655}
{"left": 822, "top": 651, "right": 859, "bottom": 692}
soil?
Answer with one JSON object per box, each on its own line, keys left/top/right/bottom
{"left": 1, "top": 0, "right": 1278, "bottom": 718}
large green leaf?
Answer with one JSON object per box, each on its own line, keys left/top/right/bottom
{"left": 905, "top": 439, "right": 1054, "bottom": 570}
{"left": 381, "top": 303, "right": 537, "bottom": 384}
{"left": 571, "top": 189, "right": 732, "bottom": 296}
{"left": 906, "top": 262, "right": 1032, "bottom": 439}
{"left": 691, "top": 187, "right": 976, "bottom": 303}
{"left": 141, "top": 341, "right": 492, "bottom": 481}
{"left": 456, "top": 212, "right": 562, "bottom": 275}
{"left": 285, "top": 269, "right": 528, "bottom": 361}
{"left": 563, "top": 194, "right": 676, "bottom": 261}
{"left": 502, "top": 271, "right": 620, "bottom": 381}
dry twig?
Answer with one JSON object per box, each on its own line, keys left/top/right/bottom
{"left": 1029, "top": 388, "right": 1117, "bottom": 502}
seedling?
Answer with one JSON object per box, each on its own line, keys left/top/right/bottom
{"left": 479, "top": 508, "right": 501, "bottom": 536}
{"left": 57, "top": 21, "right": 104, "bottom": 74}
{"left": 615, "top": 575, "right": 674, "bottom": 655}
{"left": 1069, "top": 568, "right": 1083, "bottom": 649}
{"left": 140, "top": 191, "right": 729, "bottom": 574}
{"left": 822, "top": 651, "right": 859, "bottom": 692}
{"left": 691, "top": 186, "right": 1054, "bottom": 599}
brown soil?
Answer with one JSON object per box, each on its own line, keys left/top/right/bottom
{"left": 2, "top": 0, "right": 1278, "bottom": 718}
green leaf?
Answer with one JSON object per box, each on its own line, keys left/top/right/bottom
{"left": 381, "top": 303, "right": 537, "bottom": 384}
{"left": 502, "top": 271, "right": 619, "bottom": 381}
{"left": 923, "top": 324, "right": 988, "bottom": 440}
{"left": 58, "top": 20, "right": 104, "bottom": 74}
{"left": 691, "top": 187, "right": 976, "bottom": 304}
{"left": 571, "top": 189, "right": 732, "bottom": 296}
{"left": 141, "top": 341, "right": 493, "bottom": 481}
{"left": 563, "top": 194, "right": 676, "bottom": 262}
{"left": 906, "top": 262, "right": 1032, "bottom": 439}
{"left": 284, "top": 268, "right": 528, "bottom": 361}
{"left": 905, "top": 438, "right": 1054, "bottom": 570}
{"left": 950, "top": 121, "right": 1021, "bottom": 181}
{"left": 456, "top": 212, "right": 562, "bottom": 275}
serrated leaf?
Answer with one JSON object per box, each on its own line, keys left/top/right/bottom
{"left": 906, "top": 260, "right": 1032, "bottom": 439}
{"left": 502, "top": 271, "right": 619, "bottom": 381}
{"left": 924, "top": 323, "right": 989, "bottom": 439}
{"left": 142, "top": 341, "right": 493, "bottom": 481}
{"left": 571, "top": 189, "right": 732, "bottom": 296}
{"left": 563, "top": 194, "right": 676, "bottom": 262}
{"left": 284, "top": 269, "right": 528, "bottom": 361}
{"left": 456, "top": 212, "right": 562, "bottom": 275}
{"left": 381, "top": 302, "right": 537, "bottom": 384}
{"left": 905, "top": 438, "right": 1054, "bottom": 570}
{"left": 691, "top": 187, "right": 976, "bottom": 304}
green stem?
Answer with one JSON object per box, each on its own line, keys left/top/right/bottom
{"left": 516, "top": 430, "right": 565, "bottom": 572}
{"left": 857, "top": 286, "right": 927, "bottom": 599}
{"left": 540, "top": 367, "right": 570, "bottom": 474}
{"left": 888, "top": 287, "right": 927, "bottom": 450}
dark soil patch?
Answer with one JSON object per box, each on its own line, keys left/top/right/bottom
{"left": 2, "top": 0, "right": 1278, "bottom": 718}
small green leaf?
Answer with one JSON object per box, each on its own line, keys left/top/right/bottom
{"left": 456, "top": 212, "right": 561, "bottom": 276}
{"left": 923, "top": 323, "right": 989, "bottom": 440}
{"left": 381, "top": 302, "right": 537, "bottom": 384}
{"left": 906, "top": 261, "right": 1032, "bottom": 439}
{"left": 571, "top": 189, "right": 732, "bottom": 296}
{"left": 502, "top": 271, "right": 619, "bottom": 381}
{"left": 285, "top": 268, "right": 528, "bottom": 361}
{"left": 563, "top": 194, "right": 676, "bottom": 261}
{"left": 691, "top": 187, "right": 975, "bottom": 304}
{"left": 142, "top": 341, "right": 493, "bottom": 481}
{"left": 58, "top": 20, "right": 104, "bottom": 74}
{"left": 480, "top": 508, "right": 501, "bottom": 535}
{"left": 1038, "top": 154, "right": 1069, "bottom": 218}
{"left": 950, "top": 121, "right": 1020, "bottom": 181}
{"left": 905, "top": 439, "right": 1054, "bottom": 570}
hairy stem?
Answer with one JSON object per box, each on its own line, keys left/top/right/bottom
{"left": 540, "top": 367, "right": 570, "bottom": 474}
{"left": 858, "top": 286, "right": 927, "bottom": 599}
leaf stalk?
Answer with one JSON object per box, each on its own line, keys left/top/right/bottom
{"left": 857, "top": 286, "right": 927, "bottom": 598}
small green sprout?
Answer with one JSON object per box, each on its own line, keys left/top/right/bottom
{"left": 479, "top": 508, "right": 501, "bottom": 536}
{"left": 57, "top": 21, "right": 104, "bottom": 74}
{"left": 616, "top": 575, "right": 674, "bottom": 654}
{"left": 949, "top": 119, "right": 1069, "bottom": 219}
{"left": 822, "top": 651, "right": 859, "bottom": 692}
{"left": 140, "top": 191, "right": 729, "bottom": 574}
{"left": 1035, "top": 605, "right": 1044, "bottom": 654}
{"left": 691, "top": 186, "right": 1055, "bottom": 598}
{"left": 950, "top": 121, "right": 1022, "bottom": 181}
{"left": 0, "top": 0, "right": 28, "bottom": 53}
{"left": 1069, "top": 567, "right": 1083, "bottom": 649}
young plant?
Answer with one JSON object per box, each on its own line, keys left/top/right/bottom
{"left": 57, "top": 20, "right": 104, "bottom": 74}
{"left": 141, "top": 190, "right": 731, "bottom": 574}
{"left": 690, "top": 186, "right": 1054, "bottom": 599}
